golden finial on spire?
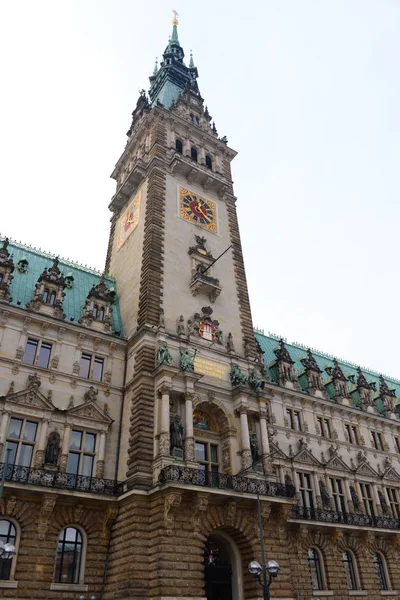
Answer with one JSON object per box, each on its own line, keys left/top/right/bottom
{"left": 172, "top": 9, "right": 179, "bottom": 25}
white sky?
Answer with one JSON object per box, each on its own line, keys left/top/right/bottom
{"left": 1, "top": 1, "right": 399, "bottom": 378}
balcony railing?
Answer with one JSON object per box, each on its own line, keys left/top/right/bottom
{"left": 0, "top": 462, "right": 118, "bottom": 496}
{"left": 159, "top": 465, "right": 296, "bottom": 499}
{"left": 291, "top": 505, "right": 400, "bottom": 530}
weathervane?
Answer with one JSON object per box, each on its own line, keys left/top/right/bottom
{"left": 172, "top": 9, "right": 179, "bottom": 25}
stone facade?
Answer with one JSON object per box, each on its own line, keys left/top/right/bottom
{"left": 0, "top": 16, "right": 400, "bottom": 600}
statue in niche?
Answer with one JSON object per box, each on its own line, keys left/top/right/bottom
{"left": 179, "top": 348, "right": 196, "bottom": 372}
{"left": 250, "top": 432, "right": 260, "bottom": 463}
{"left": 350, "top": 486, "right": 360, "bottom": 511}
{"left": 378, "top": 491, "right": 388, "bottom": 514}
{"left": 44, "top": 431, "right": 60, "bottom": 466}
{"left": 156, "top": 343, "right": 173, "bottom": 366}
{"left": 319, "top": 481, "right": 331, "bottom": 508}
{"left": 170, "top": 414, "right": 184, "bottom": 449}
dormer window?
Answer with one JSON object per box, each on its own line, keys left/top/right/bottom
{"left": 191, "top": 147, "right": 198, "bottom": 162}
{"left": 93, "top": 304, "right": 98, "bottom": 318}
{"left": 49, "top": 291, "right": 56, "bottom": 306}
{"left": 205, "top": 155, "right": 212, "bottom": 170}
{"left": 99, "top": 307, "right": 105, "bottom": 321}
{"left": 43, "top": 288, "right": 49, "bottom": 304}
{"left": 175, "top": 139, "right": 183, "bottom": 154}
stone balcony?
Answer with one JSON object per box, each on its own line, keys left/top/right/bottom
{"left": 291, "top": 505, "right": 400, "bottom": 530}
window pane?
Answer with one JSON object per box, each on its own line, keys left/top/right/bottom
{"left": 43, "top": 288, "right": 49, "bottom": 303}
{"left": 70, "top": 431, "right": 82, "bottom": 450}
{"left": 210, "top": 445, "right": 218, "bottom": 463}
{"left": 18, "top": 444, "right": 33, "bottom": 467}
{"left": 37, "top": 342, "right": 52, "bottom": 368}
{"left": 65, "top": 527, "right": 80, "bottom": 542}
{"left": 81, "top": 455, "right": 93, "bottom": 477}
{"left": 67, "top": 452, "right": 79, "bottom": 475}
{"left": 294, "top": 412, "right": 301, "bottom": 430}
{"left": 84, "top": 433, "right": 96, "bottom": 453}
{"left": 93, "top": 357, "right": 104, "bottom": 382}
{"left": 23, "top": 339, "right": 38, "bottom": 365}
{"left": 195, "top": 442, "right": 206, "bottom": 462}
{"left": 308, "top": 548, "right": 323, "bottom": 590}
{"left": 5, "top": 442, "right": 18, "bottom": 466}
{"left": 7, "top": 418, "right": 22, "bottom": 439}
{"left": 79, "top": 353, "right": 91, "bottom": 378}
{"left": 55, "top": 527, "right": 82, "bottom": 584}
{"left": 23, "top": 421, "right": 37, "bottom": 442}
{"left": 49, "top": 291, "right": 56, "bottom": 306}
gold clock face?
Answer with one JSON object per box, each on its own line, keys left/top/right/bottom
{"left": 179, "top": 187, "right": 217, "bottom": 233}
{"left": 118, "top": 193, "right": 140, "bottom": 248}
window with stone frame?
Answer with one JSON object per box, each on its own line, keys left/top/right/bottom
{"left": 66, "top": 430, "right": 96, "bottom": 478}
{"left": 374, "top": 552, "right": 390, "bottom": 591}
{"left": 78, "top": 353, "right": 104, "bottom": 382}
{"left": 0, "top": 520, "right": 17, "bottom": 580}
{"left": 359, "top": 483, "right": 375, "bottom": 517}
{"left": 371, "top": 430, "right": 385, "bottom": 451}
{"left": 394, "top": 437, "right": 400, "bottom": 453}
{"left": 344, "top": 423, "right": 360, "bottom": 445}
{"left": 342, "top": 551, "right": 360, "bottom": 591}
{"left": 297, "top": 472, "right": 315, "bottom": 510}
{"left": 286, "top": 408, "right": 302, "bottom": 431}
{"left": 195, "top": 440, "right": 219, "bottom": 485}
{"left": 316, "top": 416, "right": 332, "bottom": 439}
{"left": 23, "top": 338, "right": 52, "bottom": 368}
{"left": 329, "top": 478, "right": 347, "bottom": 514}
{"left": 307, "top": 547, "right": 326, "bottom": 590}
{"left": 42, "top": 288, "right": 57, "bottom": 306}
{"left": 6, "top": 418, "right": 38, "bottom": 468}
{"left": 54, "top": 527, "right": 83, "bottom": 584}
{"left": 386, "top": 487, "right": 400, "bottom": 518}
{"left": 92, "top": 304, "right": 105, "bottom": 321}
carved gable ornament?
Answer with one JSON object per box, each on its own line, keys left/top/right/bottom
{"left": 382, "top": 466, "right": 400, "bottom": 482}
{"left": 4, "top": 386, "right": 55, "bottom": 412}
{"left": 269, "top": 442, "right": 288, "bottom": 460}
{"left": 324, "top": 454, "right": 350, "bottom": 473}
{"left": 354, "top": 460, "right": 378, "bottom": 478}
{"left": 292, "top": 448, "right": 321, "bottom": 467}
{"left": 67, "top": 401, "right": 113, "bottom": 425}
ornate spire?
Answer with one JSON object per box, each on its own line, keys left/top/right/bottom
{"left": 171, "top": 10, "right": 179, "bottom": 44}
{"left": 356, "top": 367, "right": 370, "bottom": 390}
{"left": 379, "top": 375, "right": 396, "bottom": 398}
{"left": 189, "top": 50, "right": 195, "bottom": 68}
{"left": 274, "top": 338, "right": 294, "bottom": 364}
{"left": 153, "top": 57, "right": 158, "bottom": 76}
{"left": 301, "top": 348, "right": 322, "bottom": 373}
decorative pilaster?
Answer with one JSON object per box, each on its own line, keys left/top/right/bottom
{"left": 0, "top": 411, "right": 10, "bottom": 454}
{"left": 239, "top": 407, "right": 252, "bottom": 470}
{"left": 259, "top": 407, "right": 272, "bottom": 472}
{"left": 159, "top": 384, "right": 171, "bottom": 456}
{"left": 34, "top": 419, "right": 49, "bottom": 468}
{"left": 59, "top": 424, "right": 71, "bottom": 473}
{"left": 96, "top": 431, "right": 107, "bottom": 477}
{"left": 184, "top": 393, "right": 195, "bottom": 461}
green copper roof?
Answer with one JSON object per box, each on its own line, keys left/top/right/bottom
{"left": 170, "top": 23, "right": 179, "bottom": 44}
{"left": 5, "top": 240, "right": 123, "bottom": 337}
{"left": 255, "top": 330, "right": 400, "bottom": 411}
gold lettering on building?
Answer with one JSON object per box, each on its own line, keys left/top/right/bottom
{"left": 194, "top": 357, "right": 228, "bottom": 380}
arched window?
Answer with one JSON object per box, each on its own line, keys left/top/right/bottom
{"left": 342, "top": 551, "right": 359, "bottom": 590}
{"left": 308, "top": 547, "right": 325, "bottom": 591}
{"left": 205, "top": 155, "right": 212, "bottom": 170}
{"left": 0, "top": 520, "right": 16, "bottom": 580}
{"left": 175, "top": 139, "right": 183, "bottom": 154}
{"left": 49, "top": 291, "right": 56, "bottom": 306}
{"left": 55, "top": 527, "right": 83, "bottom": 584}
{"left": 43, "top": 288, "right": 49, "bottom": 304}
{"left": 93, "top": 304, "right": 98, "bottom": 318}
{"left": 99, "top": 307, "right": 105, "bottom": 321}
{"left": 191, "top": 147, "right": 198, "bottom": 162}
{"left": 374, "top": 552, "right": 390, "bottom": 590}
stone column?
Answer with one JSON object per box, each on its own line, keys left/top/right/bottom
{"left": 343, "top": 477, "right": 354, "bottom": 513}
{"left": 239, "top": 408, "right": 252, "bottom": 470}
{"left": 259, "top": 409, "right": 272, "bottom": 472}
{"left": 355, "top": 479, "right": 366, "bottom": 514}
{"left": 383, "top": 486, "right": 393, "bottom": 517}
{"left": 96, "top": 431, "right": 107, "bottom": 477}
{"left": 372, "top": 484, "right": 382, "bottom": 516}
{"left": 184, "top": 393, "right": 195, "bottom": 462}
{"left": 59, "top": 424, "right": 71, "bottom": 473}
{"left": 34, "top": 419, "right": 49, "bottom": 468}
{"left": 0, "top": 411, "right": 10, "bottom": 454}
{"left": 159, "top": 384, "right": 171, "bottom": 457}
{"left": 312, "top": 471, "right": 322, "bottom": 509}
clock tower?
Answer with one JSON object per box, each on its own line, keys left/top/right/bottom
{"left": 105, "top": 15, "right": 258, "bottom": 487}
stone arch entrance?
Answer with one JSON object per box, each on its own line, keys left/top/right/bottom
{"left": 204, "top": 531, "right": 243, "bottom": 600}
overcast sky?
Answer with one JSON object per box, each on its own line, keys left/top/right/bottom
{"left": 1, "top": 1, "right": 399, "bottom": 378}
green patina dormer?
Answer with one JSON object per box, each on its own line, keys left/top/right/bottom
{"left": 148, "top": 12, "right": 199, "bottom": 109}
{"left": 255, "top": 329, "right": 400, "bottom": 413}
{"left": 2, "top": 238, "right": 123, "bottom": 337}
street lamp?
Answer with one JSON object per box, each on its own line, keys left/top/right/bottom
{"left": 0, "top": 540, "right": 16, "bottom": 560}
{"left": 248, "top": 558, "right": 280, "bottom": 600}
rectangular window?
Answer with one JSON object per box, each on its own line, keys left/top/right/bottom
{"left": 6, "top": 418, "right": 38, "bottom": 467}
{"left": 79, "top": 353, "right": 104, "bottom": 381}
{"left": 317, "top": 417, "right": 332, "bottom": 438}
{"left": 23, "top": 338, "right": 52, "bottom": 368}
{"left": 67, "top": 430, "right": 96, "bottom": 477}
{"left": 297, "top": 472, "right": 314, "bottom": 510}
{"left": 345, "top": 424, "right": 360, "bottom": 445}
{"left": 286, "top": 408, "right": 302, "bottom": 431}
{"left": 371, "top": 431, "right": 385, "bottom": 451}
{"left": 360, "top": 483, "right": 375, "bottom": 517}
{"left": 329, "top": 478, "right": 347, "bottom": 514}
{"left": 195, "top": 440, "right": 219, "bottom": 485}
{"left": 387, "top": 488, "right": 400, "bottom": 518}
{"left": 395, "top": 438, "right": 400, "bottom": 453}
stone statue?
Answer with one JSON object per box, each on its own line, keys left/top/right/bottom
{"left": 177, "top": 315, "right": 185, "bottom": 336}
{"left": 319, "top": 481, "right": 331, "bottom": 508}
{"left": 170, "top": 414, "right": 184, "bottom": 449}
{"left": 248, "top": 368, "right": 265, "bottom": 392}
{"left": 179, "top": 348, "right": 195, "bottom": 372}
{"left": 44, "top": 431, "right": 60, "bottom": 465}
{"left": 84, "top": 386, "right": 98, "bottom": 402}
{"left": 2, "top": 238, "right": 9, "bottom": 251}
{"left": 350, "top": 486, "right": 360, "bottom": 511}
{"left": 250, "top": 432, "right": 260, "bottom": 462}
{"left": 378, "top": 491, "right": 388, "bottom": 514}
{"left": 226, "top": 333, "right": 235, "bottom": 354}
{"left": 230, "top": 364, "right": 247, "bottom": 387}
{"left": 156, "top": 343, "right": 173, "bottom": 366}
